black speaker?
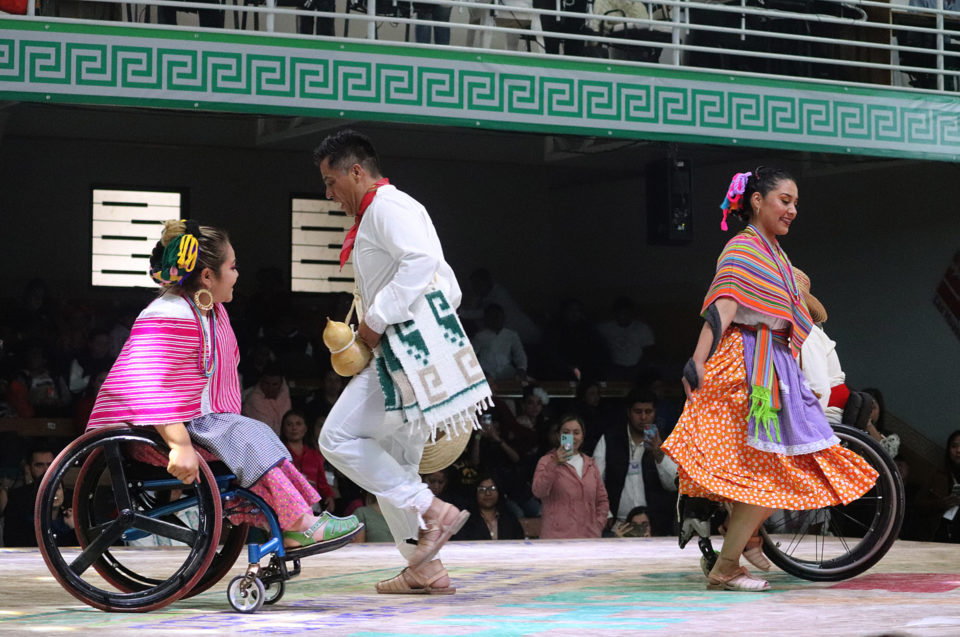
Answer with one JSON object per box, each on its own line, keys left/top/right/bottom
{"left": 647, "top": 158, "right": 693, "bottom": 245}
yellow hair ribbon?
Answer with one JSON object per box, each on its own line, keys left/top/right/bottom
{"left": 177, "top": 234, "right": 199, "bottom": 273}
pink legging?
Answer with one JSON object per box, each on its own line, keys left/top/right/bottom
{"left": 129, "top": 444, "right": 319, "bottom": 531}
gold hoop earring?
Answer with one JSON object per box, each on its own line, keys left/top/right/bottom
{"left": 194, "top": 288, "right": 214, "bottom": 311}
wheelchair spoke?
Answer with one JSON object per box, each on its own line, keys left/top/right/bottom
{"left": 70, "top": 521, "right": 126, "bottom": 576}
{"left": 104, "top": 441, "right": 134, "bottom": 511}
{"left": 133, "top": 515, "right": 199, "bottom": 546}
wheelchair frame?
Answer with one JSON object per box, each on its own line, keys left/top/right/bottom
{"left": 35, "top": 425, "right": 357, "bottom": 613}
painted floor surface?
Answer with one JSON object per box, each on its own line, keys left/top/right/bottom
{"left": 1, "top": 538, "right": 959, "bottom": 636}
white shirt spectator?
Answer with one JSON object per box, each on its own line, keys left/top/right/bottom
{"left": 800, "top": 324, "right": 845, "bottom": 425}
{"left": 473, "top": 326, "right": 527, "bottom": 380}
{"left": 593, "top": 427, "right": 678, "bottom": 520}
{"left": 596, "top": 319, "right": 655, "bottom": 367}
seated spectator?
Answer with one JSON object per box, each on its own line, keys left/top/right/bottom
{"left": 3, "top": 446, "right": 76, "bottom": 547}
{"left": 351, "top": 492, "right": 395, "bottom": 543}
{"left": 612, "top": 506, "right": 652, "bottom": 538}
{"left": 461, "top": 268, "right": 541, "bottom": 345}
{"left": 414, "top": 0, "right": 452, "bottom": 45}
{"left": 242, "top": 363, "right": 292, "bottom": 434}
{"left": 532, "top": 0, "right": 587, "bottom": 55}
{"left": 67, "top": 328, "right": 113, "bottom": 397}
{"left": 596, "top": 296, "right": 655, "bottom": 381}
{"left": 73, "top": 370, "right": 108, "bottom": 430}
{"left": 6, "top": 278, "right": 58, "bottom": 345}
{"left": 862, "top": 387, "right": 900, "bottom": 458}
{"left": 304, "top": 368, "right": 346, "bottom": 420}
{"left": 472, "top": 304, "right": 529, "bottom": 381}
{"left": 238, "top": 343, "right": 276, "bottom": 389}
{"left": 279, "top": 409, "right": 336, "bottom": 512}
{"left": 572, "top": 379, "right": 617, "bottom": 455}
{"left": 453, "top": 475, "right": 525, "bottom": 541}
{"left": 592, "top": 389, "right": 678, "bottom": 536}
{"left": 296, "top": 0, "right": 336, "bottom": 37}
{"left": 916, "top": 429, "right": 960, "bottom": 542}
{"left": 422, "top": 467, "right": 469, "bottom": 510}
{"left": 6, "top": 339, "right": 71, "bottom": 418}
{"left": 897, "top": 0, "right": 960, "bottom": 90}
{"left": 531, "top": 414, "right": 609, "bottom": 538}
{"left": 157, "top": 0, "right": 225, "bottom": 28}
{"left": 542, "top": 298, "right": 609, "bottom": 381}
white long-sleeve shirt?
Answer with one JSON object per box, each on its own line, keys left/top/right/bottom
{"left": 352, "top": 185, "right": 461, "bottom": 333}
{"left": 472, "top": 327, "right": 527, "bottom": 379}
{"left": 593, "top": 427, "right": 678, "bottom": 520}
{"left": 800, "top": 324, "right": 845, "bottom": 425}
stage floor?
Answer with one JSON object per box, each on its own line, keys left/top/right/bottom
{"left": 1, "top": 538, "right": 959, "bottom": 636}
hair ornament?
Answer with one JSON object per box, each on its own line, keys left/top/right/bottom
{"left": 149, "top": 219, "right": 201, "bottom": 286}
{"left": 719, "top": 172, "right": 752, "bottom": 231}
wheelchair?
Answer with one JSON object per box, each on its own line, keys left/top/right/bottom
{"left": 678, "top": 394, "right": 905, "bottom": 582}
{"left": 34, "top": 425, "right": 360, "bottom": 613}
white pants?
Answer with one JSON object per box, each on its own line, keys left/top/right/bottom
{"left": 318, "top": 364, "right": 435, "bottom": 561}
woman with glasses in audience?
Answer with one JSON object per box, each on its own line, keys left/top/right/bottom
{"left": 454, "top": 475, "right": 525, "bottom": 541}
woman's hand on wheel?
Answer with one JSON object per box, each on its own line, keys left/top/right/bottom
{"left": 167, "top": 443, "right": 200, "bottom": 484}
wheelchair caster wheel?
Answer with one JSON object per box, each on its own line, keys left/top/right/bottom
{"left": 227, "top": 575, "right": 265, "bottom": 613}
{"left": 263, "top": 580, "right": 285, "bottom": 605}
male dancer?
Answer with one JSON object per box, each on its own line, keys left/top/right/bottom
{"left": 316, "top": 130, "right": 485, "bottom": 594}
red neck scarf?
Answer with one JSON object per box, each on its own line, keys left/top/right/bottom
{"left": 339, "top": 178, "right": 389, "bottom": 270}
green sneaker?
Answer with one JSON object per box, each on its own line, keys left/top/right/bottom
{"left": 283, "top": 511, "right": 362, "bottom": 548}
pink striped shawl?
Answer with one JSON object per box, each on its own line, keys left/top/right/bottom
{"left": 87, "top": 296, "right": 242, "bottom": 429}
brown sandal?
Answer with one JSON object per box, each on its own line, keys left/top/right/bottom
{"left": 375, "top": 559, "right": 456, "bottom": 595}
{"left": 407, "top": 502, "right": 470, "bottom": 568}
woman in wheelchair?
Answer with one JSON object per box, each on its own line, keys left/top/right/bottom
{"left": 86, "top": 219, "right": 361, "bottom": 550}
{"left": 662, "top": 168, "right": 879, "bottom": 592}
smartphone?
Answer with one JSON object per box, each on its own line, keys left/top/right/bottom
{"left": 560, "top": 433, "right": 574, "bottom": 452}
{"left": 479, "top": 413, "right": 493, "bottom": 426}
{"left": 952, "top": 483, "right": 960, "bottom": 496}
{"left": 643, "top": 424, "right": 659, "bottom": 441}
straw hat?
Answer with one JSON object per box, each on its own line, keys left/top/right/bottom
{"left": 418, "top": 425, "right": 473, "bottom": 474}
{"left": 793, "top": 268, "right": 828, "bottom": 324}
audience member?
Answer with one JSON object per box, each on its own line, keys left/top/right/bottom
{"left": 862, "top": 387, "right": 900, "bottom": 458}
{"left": 453, "top": 475, "right": 525, "bottom": 541}
{"left": 596, "top": 296, "right": 655, "bottom": 381}
{"left": 238, "top": 342, "right": 276, "bottom": 389}
{"left": 157, "top": 0, "right": 225, "bottom": 29}
{"left": 279, "top": 409, "right": 337, "bottom": 512}
{"left": 242, "top": 363, "right": 292, "bottom": 434}
{"left": 351, "top": 492, "right": 395, "bottom": 543}
{"left": 532, "top": 0, "right": 587, "bottom": 55}
{"left": 414, "top": 0, "right": 452, "bottom": 44}
{"left": 531, "top": 414, "right": 609, "bottom": 538}
{"left": 423, "top": 467, "right": 469, "bottom": 510}
{"left": 472, "top": 304, "right": 528, "bottom": 381}
{"left": 73, "top": 370, "right": 108, "bottom": 430}
{"left": 592, "top": 389, "right": 678, "bottom": 536}
{"left": 6, "top": 340, "right": 71, "bottom": 418}
{"left": 542, "top": 298, "right": 608, "bottom": 381}
{"left": 461, "top": 268, "right": 541, "bottom": 345}
{"left": 67, "top": 328, "right": 113, "bottom": 397}
{"left": 304, "top": 368, "right": 346, "bottom": 419}
{"left": 571, "top": 379, "right": 617, "bottom": 455}
{"left": 296, "top": 0, "right": 337, "bottom": 37}
{"left": 6, "top": 278, "right": 58, "bottom": 346}
{"left": 611, "top": 505, "right": 652, "bottom": 538}
{"left": 916, "top": 429, "right": 960, "bottom": 542}
{"left": 3, "top": 446, "right": 76, "bottom": 547}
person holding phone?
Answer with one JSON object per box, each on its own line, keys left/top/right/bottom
{"left": 531, "top": 415, "right": 609, "bottom": 538}
{"left": 592, "top": 389, "right": 678, "bottom": 536}
{"left": 917, "top": 429, "right": 960, "bottom": 542}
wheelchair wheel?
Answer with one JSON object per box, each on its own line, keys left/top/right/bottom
{"left": 760, "top": 424, "right": 904, "bottom": 581}
{"left": 36, "top": 426, "right": 222, "bottom": 612}
{"left": 227, "top": 575, "right": 265, "bottom": 613}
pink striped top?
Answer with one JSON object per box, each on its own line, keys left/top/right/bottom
{"left": 87, "top": 295, "right": 242, "bottom": 429}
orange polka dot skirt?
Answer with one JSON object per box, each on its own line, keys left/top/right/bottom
{"left": 662, "top": 328, "right": 878, "bottom": 510}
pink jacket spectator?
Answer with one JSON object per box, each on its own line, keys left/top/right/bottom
{"left": 532, "top": 452, "right": 610, "bottom": 539}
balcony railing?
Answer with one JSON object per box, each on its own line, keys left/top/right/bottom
{"left": 12, "top": 0, "right": 960, "bottom": 93}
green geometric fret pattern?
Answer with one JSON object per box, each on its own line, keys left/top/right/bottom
{"left": 3, "top": 18, "right": 960, "bottom": 160}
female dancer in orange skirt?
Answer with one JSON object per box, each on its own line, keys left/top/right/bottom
{"left": 661, "top": 167, "right": 878, "bottom": 591}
